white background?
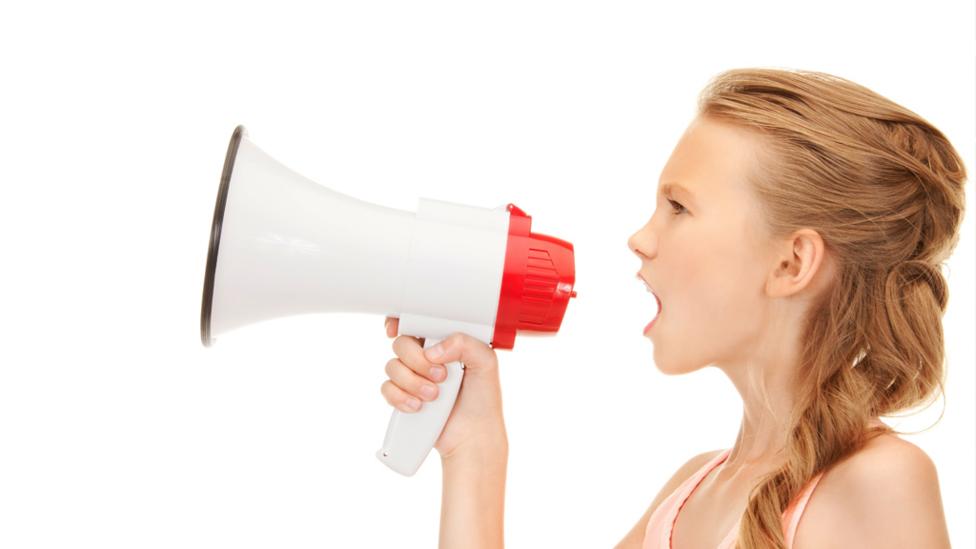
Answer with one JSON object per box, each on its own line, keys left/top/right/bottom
{"left": 1, "top": 1, "right": 973, "bottom": 547}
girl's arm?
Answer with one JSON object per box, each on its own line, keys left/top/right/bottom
{"left": 439, "top": 429, "right": 509, "bottom": 549}
{"left": 380, "top": 321, "right": 509, "bottom": 547}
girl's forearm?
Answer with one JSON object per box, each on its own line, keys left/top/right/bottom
{"left": 439, "top": 434, "right": 509, "bottom": 549}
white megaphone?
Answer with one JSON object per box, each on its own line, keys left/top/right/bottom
{"left": 200, "top": 125, "right": 577, "bottom": 476}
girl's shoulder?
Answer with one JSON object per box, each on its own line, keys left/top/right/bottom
{"left": 792, "top": 433, "right": 949, "bottom": 549}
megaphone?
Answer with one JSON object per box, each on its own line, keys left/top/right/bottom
{"left": 200, "top": 125, "right": 577, "bottom": 476}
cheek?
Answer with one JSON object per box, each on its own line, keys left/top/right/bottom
{"left": 651, "top": 226, "right": 766, "bottom": 373}
{"left": 665, "top": 227, "right": 764, "bottom": 350}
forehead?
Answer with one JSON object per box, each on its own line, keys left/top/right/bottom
{"left": 658, "top": 116, "right": 762, "bottom": 203}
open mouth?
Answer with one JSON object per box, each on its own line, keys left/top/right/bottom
{"left": 644, "top": 293, "right": 662, "bottom": 333}
{"left": 637, "top": 273, "right": 662, "bottom": 333}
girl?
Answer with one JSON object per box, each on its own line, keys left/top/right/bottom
{"left": 380, "top": 68, "right": 967, "bottom": 548}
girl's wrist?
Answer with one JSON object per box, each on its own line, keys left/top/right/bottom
{"left": 440, "top": 428, "right": 509, "bottom": 465}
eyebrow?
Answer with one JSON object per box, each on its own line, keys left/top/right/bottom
{"left": 659, "top": 182, "right": 696, "bottom": 203}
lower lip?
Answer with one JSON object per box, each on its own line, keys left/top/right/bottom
{"left": 643, "top": 319, "right": 656, "bottom": 334}
{"left": 644, "top": 295, "right": 662, "bottom": 334}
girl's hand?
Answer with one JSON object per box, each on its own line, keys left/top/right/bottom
{"left": 380, "top": 317, "right": 507, "bottom": 461}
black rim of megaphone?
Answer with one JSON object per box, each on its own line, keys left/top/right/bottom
{"left": 200, "top": 125, "right": 246, "bottom": 347}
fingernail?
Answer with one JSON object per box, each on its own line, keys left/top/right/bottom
{"left": 425, "top": 344, "right": 443, "bottom": 359}
{"left": 420, "top": 384, "right": 436, "bottom": 400}
{"left": 430, "top": 365, "right": 445, "bottom": 381}
{"left": 405, "top": 397, "right": 421, "bottom": 411}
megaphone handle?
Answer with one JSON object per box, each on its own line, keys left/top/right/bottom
{"left": 376, "top": 337, "right": 465, "bottom": 476}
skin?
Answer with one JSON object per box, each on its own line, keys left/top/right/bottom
{"left": 627, "top": 114, "right": 838, "bottom": 475}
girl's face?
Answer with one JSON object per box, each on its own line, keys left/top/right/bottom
{"left": 628, "top": 115, "right": 777, "bottom": 374}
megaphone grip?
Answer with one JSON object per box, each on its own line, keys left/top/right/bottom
{"left": 376, "top": 337, "right": 465, "bottom": 476}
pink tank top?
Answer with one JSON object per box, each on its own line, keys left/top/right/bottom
{"left": 641, "top": 448, "right": 824, "bottom": 549}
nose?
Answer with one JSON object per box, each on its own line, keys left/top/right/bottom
{"left": 628, "top": 227, "right": 654, "bottom": 260}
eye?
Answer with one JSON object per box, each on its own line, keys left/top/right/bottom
{"left": 667, "top": 199, "right": 687, "bottom": 216}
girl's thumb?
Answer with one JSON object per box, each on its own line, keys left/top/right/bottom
{"left": 423, "top": 332, "right": 496, "bottom": 372}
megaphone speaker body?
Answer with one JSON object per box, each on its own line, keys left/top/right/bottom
{"left": 201, "top": 126, "right": 576, "bottom": 476}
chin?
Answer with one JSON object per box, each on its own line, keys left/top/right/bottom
{"left": 652, "top": 348, "right": 706, "bottom": 376}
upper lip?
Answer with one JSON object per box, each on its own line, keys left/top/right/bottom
{"left": 636, "top": 271, "right": 656, "bottom": 294}
{"left": 637, "top": 272, "right": 663, "bottom": 310}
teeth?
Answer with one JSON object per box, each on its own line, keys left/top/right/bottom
{"left": 637, "top": 273, "right": 658, "bottom": 299}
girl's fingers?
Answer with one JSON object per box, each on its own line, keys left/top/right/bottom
{"left": 385, "top": 318, "right": 428, "bottom": 352}
{"left": 384, "top": 358, "right": 439, "bottom": 402}
{"left": 392, "top": 335, "right": 440, "bottom": 382}
{"left": 380, "top": 379, "right": 424, "bottom": 413}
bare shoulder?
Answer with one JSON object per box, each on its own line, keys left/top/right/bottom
{"left": 671, "top": 448, "right": 726, "bottom": 485}
{"left": 613, "top": 448, "right": 725, "bottom": 549}
{"left": 793, "top": 433, "right": 951, "bottom": 549}
{"left": 658, "top": 448, "right": 725, "bottom": 508}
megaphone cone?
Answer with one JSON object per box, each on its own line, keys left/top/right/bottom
{"left": 201, "top": 125, "right": 424, "bottom": 346}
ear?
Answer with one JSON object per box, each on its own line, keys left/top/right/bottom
{"left": 765, "top": 228, "right": 831, "bottom": 299}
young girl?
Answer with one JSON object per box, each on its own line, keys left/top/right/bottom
{"left": 379, "top": 68, "right": 967, "bottom": 549}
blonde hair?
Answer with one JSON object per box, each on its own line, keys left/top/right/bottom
{"left": 695, "top": 68, "right": 967, "bottom": 548}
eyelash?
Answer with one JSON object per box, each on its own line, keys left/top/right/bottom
{"left": 667, "top": 199, "right": 687, "bottom": 216}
